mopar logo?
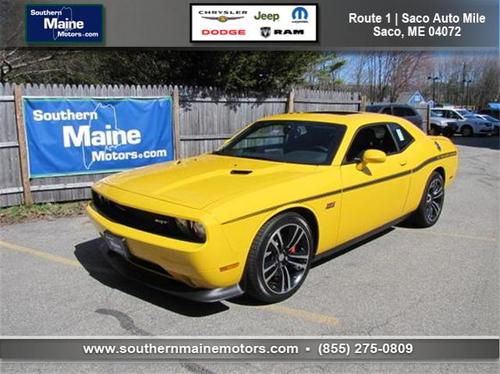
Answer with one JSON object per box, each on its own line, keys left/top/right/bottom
{"left": 292, "top": 6, "right": 309, "bottom": 23}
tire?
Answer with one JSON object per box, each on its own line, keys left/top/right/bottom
{"left": 410, "top": 171, "right": 445, "bottom": 228}
{"left": 442, "top": 128, "right": 455, "bottom": 138}
{"left": 244, "top": 212, "right": 314, "bottom": 303}
{"left": 461, "top": 125, "right": 473, "bottom": 137}
{"left": 429, "top": 125, "right": 440, "bottom": 136}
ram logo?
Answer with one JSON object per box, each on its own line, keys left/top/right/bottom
{"left": 260, "top": 27, "right": 271, "bottom": 38}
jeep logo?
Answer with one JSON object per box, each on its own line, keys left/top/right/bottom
{"left": 254, "top": 11, "right": 279, "bottom": 22}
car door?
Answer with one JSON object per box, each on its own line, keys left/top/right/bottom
{"left": 337, "top": 123, "right": 412, "bottom": 244}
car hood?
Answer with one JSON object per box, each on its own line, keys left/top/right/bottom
{"left": 102, "top": 154, "right": 320, "bottom": 210}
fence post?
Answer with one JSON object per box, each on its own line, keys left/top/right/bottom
{"left": 286, "top": 89, "right": 295, "bottom": 113}
{"left": 13, "top": 84, "right": 33, "bottom": 206}
{"left": 360, "top": 95, "right": 367, "bottom": 111}
{"left": 172, "top": 85, "right": 181, "bottom": 159}
{"left": 425, "top": 103, "right": 431, "bottom": 134}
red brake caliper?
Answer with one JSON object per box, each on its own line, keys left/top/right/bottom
{"left": 288, "top": 245, "right": 297, "bottom": 254}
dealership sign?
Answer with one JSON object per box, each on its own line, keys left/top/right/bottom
{"left": 191, "top": 4, "right": 317, "bottom": 42}
{"left": 25, "top": 4, "right": 104, "bottom": 43}
{"left": 23, "top": 97, "right": 173, "bottom": 177}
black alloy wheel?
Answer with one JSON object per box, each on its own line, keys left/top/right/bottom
{"left": 410, "top": 171, "right": 445, "bottom": 227}
{"left": 244, "top": 212, "right": 314, "bottom": 303}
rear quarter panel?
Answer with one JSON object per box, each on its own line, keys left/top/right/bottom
{"left": 404, "top": 135, "right": 458, "bottom": 213}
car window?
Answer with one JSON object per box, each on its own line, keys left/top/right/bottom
{"left": 444, "top": 110, "right": 461, "bottom": 120}
{"left": 393, "top": 106, "right": 416, "bottom": 117}
{"left": 216, "top": 120, "right": 347, "bottom": 166}
{"left": 388, "top": 123, "right": 414, "bottom": 151}
{"left": 431, "top": 110, "right": 444, "bottom": 118}
{"left": 381, "top": 107, "right": 392, "bottom": 114}
{"left": 345, "top": 124, "right": 398, "bottom": 163}
{"left": 366, "top": 105, "right": 382, "bottom": 113}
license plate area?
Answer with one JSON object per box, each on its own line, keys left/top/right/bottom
{"left": 103, "top": 231, "right": 129, "bottom": 258}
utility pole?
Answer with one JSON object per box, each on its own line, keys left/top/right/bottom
{"left": 427, "top": 75, "right": 440, "bottom": 104}
{"left": 463, "top": 78, "right": 472, "bottom": 109}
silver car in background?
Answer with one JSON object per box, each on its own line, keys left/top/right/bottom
{"left": 474, "top": 114, "right": 500, "bottom": 136}
{"left": 429, "top": 110, "right": 458, "bottom": 137}
{"left": 431, "top": 108, "right": 494, "bottom": 137}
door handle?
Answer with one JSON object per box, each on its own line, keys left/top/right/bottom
{"left": 400, "top": 160, "right": 407, "bottom": 166}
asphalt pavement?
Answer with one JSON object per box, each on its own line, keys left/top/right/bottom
{"left": 1, "top": 136, "right": 498, "bottom": 373}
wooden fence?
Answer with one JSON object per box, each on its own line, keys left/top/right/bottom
{"left": 0, "top": 83, "right": 362, "bottom": 207}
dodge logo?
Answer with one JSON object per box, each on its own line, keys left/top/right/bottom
{"left": 260, "top": 27, "right": 271, "bottom": 38}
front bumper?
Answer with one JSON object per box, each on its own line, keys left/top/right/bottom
{"left": 99, "top": 239, "right": 244, "bottom": 302}
{"left": 86, "top": 201, "right": 245, "bottom": 290}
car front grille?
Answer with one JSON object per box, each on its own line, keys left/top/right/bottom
{"left": 91, "top": 190, "right": 204, "bottom": 243}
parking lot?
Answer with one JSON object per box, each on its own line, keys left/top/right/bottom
{"left": 1, "top": 136, "right": 498, "bottom": 373}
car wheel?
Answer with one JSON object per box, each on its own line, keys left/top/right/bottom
{"left": 442, "top": 128, "right": 455, "bottom": 138}
{"left": 461, "top": 125, "right": 473, "bottom": 137}
{"left": 410, "top": 171, "right": 445, "bottom": 228}
{"left": 244, "top": 212, "right": 314, "bottom": 303}
{"left": 429, "top": 125, "right": 439, "bottom": 135}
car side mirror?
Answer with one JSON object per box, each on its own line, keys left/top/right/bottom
{"left": 357, "top": 149, "right": 387, "bottom": 170}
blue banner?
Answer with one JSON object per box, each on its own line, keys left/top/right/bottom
{"left": 23, "top": 97, "right": 173, "bottom": 178}
{"left": 25, "top": 4, "right": 104, "bottom": 44}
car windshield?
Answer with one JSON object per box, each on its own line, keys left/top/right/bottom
{"left": 456, "top": 109, "right": 470, "bottom": 116}
{"left": 214, "top": 120, "right": 347, "bottom": 165}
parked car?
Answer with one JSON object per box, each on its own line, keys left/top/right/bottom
{"left": 478, "top": 108, "right": 500, "bottom": 120}
{"left": 431, "top": 107, "right": 493, "bottom": 137}
{"left": 88, "top": 112, "right": 458, "bottom": 303}
{"left": 475, "top": 114, "right": 500, "bottom": 136}
{"left": 429, "top": 110, "right": 458, "bottom": 137}
{"left": 366, "top": 104, "right": 423, "bottom": 129}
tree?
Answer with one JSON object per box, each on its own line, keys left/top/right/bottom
{"left": 0, "top": 49, "right": 326, "bottom": 93}
{"left": 352, "top": 52, "right": 424, "bottom": 102}
{"left": 303, "top": 53, "right": 346, "bottom": 87}
{"left": 417, "top": 53, "right": 499, "bottom": 108}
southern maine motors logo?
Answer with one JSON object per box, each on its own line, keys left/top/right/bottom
{"left": 25, "top": 4, "right": 104, "bottom": 43}
{"left": 23, "top": 98, "right": 173, "bottom": 178}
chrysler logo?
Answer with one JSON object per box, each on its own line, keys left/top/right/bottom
{"left": 202, "top": 15, "right": 244, "bottom": 22}
{"left": 260, "top": 27, "right": 271, "bottom": 38}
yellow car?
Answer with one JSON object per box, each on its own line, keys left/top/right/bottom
{"left": 87, "top": 112, "right": 458, "bottom": 303}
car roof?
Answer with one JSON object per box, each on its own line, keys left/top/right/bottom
{"left": 256, "top": 112, "right": 409, "bottom": 130}
{"left": 366, "top": 103, "right": 412, "bottom": 107}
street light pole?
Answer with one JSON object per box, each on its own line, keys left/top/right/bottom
{"left": 427, "top": 76, "right": 440, "bottom": 103}
{"left": 463, "top": 79, "right": 472, "bottom": 108}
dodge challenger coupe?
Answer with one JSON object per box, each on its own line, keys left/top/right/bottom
{"left": 87, "top": 112, "right": 458, "bottom": 303}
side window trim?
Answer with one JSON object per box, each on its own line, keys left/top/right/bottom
{"left": 386, "top": 123, "right": 402, "bottom": 152}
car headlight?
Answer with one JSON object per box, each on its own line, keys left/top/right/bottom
{"left": 175, "top": 218, "right": 206, "bottom": 242}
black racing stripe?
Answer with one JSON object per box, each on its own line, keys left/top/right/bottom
{"left": 221, "top": 189, "right": 341, "bottom": 225}
{"left": 342, "top": 169, "right": 412, "bottom": 193}
{"left": 412, "top": 151, "right": 457, "bottom": 173}
{"left": 222, "top": 151, "right": 457, "bottom": 225}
